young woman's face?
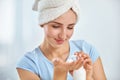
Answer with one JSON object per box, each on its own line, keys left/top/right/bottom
{"left": 42, "top": 9, "right": 77, "bottom": 47}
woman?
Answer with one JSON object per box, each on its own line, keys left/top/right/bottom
{"left": 16, "top": 0, "right": 106, "bottom": 80}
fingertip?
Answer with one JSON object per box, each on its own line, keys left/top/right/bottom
{"left": 80, "top": 51, "right": 84, "bottom": 54}
{"left": 52, "top": 58, "right": 57, "bottom": 62}
{"left": 52, "top": 58, "right": 60, "bottom": 64}
{"left": 74, "top": 52, "right": 78, "bottom": 55}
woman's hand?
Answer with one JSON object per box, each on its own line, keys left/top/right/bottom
{"left": 52, "top": 51, "right": 94, "bottom": 80}
{"left": 82, "top": 53, "right": 93, "bottom": 80}
{"left": 70, "top": 52, "right": 93, "bottom": 80}
{"left": 76, "top": 52, "right": 93, "bottom": 79}
{"left": 52, "top": 58, "right": 73, "bottom": 80}
{"left": 53, "top": 53, "right": 84, "bottom": 71}
{"left": 52, "top": 52, "right": 84, "bottom": 80}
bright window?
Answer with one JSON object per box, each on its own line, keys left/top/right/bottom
{"left": 0, "top": 0, "right": 15, "bottom": 44}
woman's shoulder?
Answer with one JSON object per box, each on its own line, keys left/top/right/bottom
{"left": 70, "top": 40, "right": 92, "bottom": 49}
{"left": 16, "top": 47, "right": 39, "bottom": 64}
{"left": 16, "top": 47, "right": 40, "bottom": 74}
{"left": 23, "top": 47, "right": 40, "bottom": 59}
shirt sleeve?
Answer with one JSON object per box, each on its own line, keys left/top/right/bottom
{"left": 16, "top": 52, "right": 38, "bottom": 75}
{"left": 82, "top": 40, "right": 100, "bottom": 63}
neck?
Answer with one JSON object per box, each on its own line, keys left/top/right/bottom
{"left": 40, "top": 40, "right": 70, "bottom": 61}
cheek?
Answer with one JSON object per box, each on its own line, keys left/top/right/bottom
{"left": 45, "top": 29, "right": 58, "bottom": 38}
{"left": 67, "top": 30, "right": 74, "bottom": 38}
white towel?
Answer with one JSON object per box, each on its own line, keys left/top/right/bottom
{"left": 32, "top": 0, "right": 80, "bottom": 25}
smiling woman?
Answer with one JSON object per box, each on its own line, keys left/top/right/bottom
{"left": 42, "top": 10, "right": 76, "bottom": 47}
{"left": 16, "top": 0, "right": 106, "bottom": 80}
{"left": 1, "top": 0, "right": 119, "bottom": 80}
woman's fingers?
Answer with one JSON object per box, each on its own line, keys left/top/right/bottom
{"left": 68, "top": 51, "right": 84, "bottom": 70}
{"left": 74, "top": 57, "right": 84, "bottom": 70}
{"left": 52, "top": 51, "right": 93, "bottom": 73}
{"left": 82, "top": 55, "right": 93, "bottom": 73}
{"left": 84, "top": 58, "right": 92, "bottom": 65}
{"left": 52, "top": 58, "right": 59, "bottom": 66}
{"left": 75, "top": 52, "right": 93, "bottom": 76}
{"left": 74, "top": 51, "right": 93, "bottom": 70}
{"left": 53, "top": 58, "right": 70, "bottom": 72}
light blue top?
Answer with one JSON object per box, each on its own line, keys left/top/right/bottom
{"left": 16, "top": 40, "right": 99, "bottom": 80}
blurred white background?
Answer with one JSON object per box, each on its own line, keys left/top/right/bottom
{"left": 0, "top": 0, "right": 119, "bottom": 80}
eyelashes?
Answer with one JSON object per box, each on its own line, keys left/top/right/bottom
{"left": 52, "top": 25, "right": 74, "bottom": 30}
{"left": 52, "top": 26, "right": 60, "bottom": 28}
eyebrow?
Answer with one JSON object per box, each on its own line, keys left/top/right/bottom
{"left": 49, "top": 21, "right": 76, "bottom": 26}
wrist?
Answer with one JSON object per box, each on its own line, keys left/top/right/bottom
{"left": 86, "top": 73, "right": 93, "bottom": 80}
{"left": 86, "top": 75, "right": 94, "bottom": 80}
{"left": 86, "top": 72, "right": 93, "bottom": 80}
{"left": 86, "top": 69, "right": 93, "bottom": 77}
{"left": 53, "top": 69, "right": 68, "bottom": 80}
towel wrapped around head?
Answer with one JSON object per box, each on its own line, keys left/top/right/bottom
{"left": 32, "top": 0, "right": 80, "bottom": 25}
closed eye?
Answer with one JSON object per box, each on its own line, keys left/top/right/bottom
{"left": 52, "top": 25, "right": 60, "bottom": 28}
{"left": 68, "top": 27, "right": 73, "bottom": 29}
{"left": 67, "top": 26, "right": 74, "bottom": 30}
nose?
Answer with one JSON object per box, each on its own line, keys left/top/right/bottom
{"left": 58, "top": 29, "right": 67, "bottom": 40}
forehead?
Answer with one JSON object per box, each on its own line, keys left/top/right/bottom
{"left": 49, "top": 9, "right": 77, "bottom": 25}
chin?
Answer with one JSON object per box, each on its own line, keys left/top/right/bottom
{"left": 50, "top": 41, "right": 64, "bottom": 48}
{"left": 53, "top": 43, "right": 64, "bottom": 48}
{"left": 49, "top": 39, "right": 69, "bottom": 48}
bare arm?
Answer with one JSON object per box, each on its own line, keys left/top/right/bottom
{"left": 17, "top": 68, "right": 40, "bottom": 80}
{"left": 53, "top": 69, "right": 68, "bottom": 80}
{"left": 52, "top": 59, "right": 69, "bottom": 80}
{"left": 93, "top": 57, "right": 106, "bottom": 80}
{"left": 17, "top": 67, "right": 68, "bottom": 80}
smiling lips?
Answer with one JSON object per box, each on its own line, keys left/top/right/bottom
{"left": 55, "top": 39, "right": 65, "bottom": 44}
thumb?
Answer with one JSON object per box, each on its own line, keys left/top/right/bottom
{"left": 52, "top": 58, "right": 60, "bottom": 66}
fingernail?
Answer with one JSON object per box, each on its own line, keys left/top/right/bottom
{"left": 79, "top": 54, "right": 82, "bottom": 57}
